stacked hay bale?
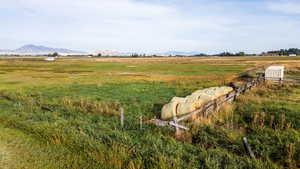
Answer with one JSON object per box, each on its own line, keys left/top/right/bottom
{"left": 161, "top": 86, "right": 233, "bottom": 120}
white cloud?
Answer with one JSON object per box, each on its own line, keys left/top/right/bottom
{"left": 0, "top": 0, "right": 237, "bottom": 52}
{"left": 1, "top": 0, "right": 300, "bottom": 53}
{"left": 268, "top": 1, "right": 300, "bottom": 15}
{"left": 17, "top": 0, "right": 175, "bottom": 20}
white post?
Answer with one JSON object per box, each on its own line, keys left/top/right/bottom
{"left": 173, "top": 116, "right": 180, "bottom": 136}
{"left": 243, "top": 137, "right": 255, "bottom": 158}
{"left": 120, "top": 108, "right": 124, "bottom": 128}
{"left": 140, "top": 115, "right": 143, "bottom": 130}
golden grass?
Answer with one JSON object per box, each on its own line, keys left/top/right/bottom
{"left": 190, "top": 103, "right": 235, "bottom": 128}
{"left": 0, "top": 57, "right": 251, "bottom": 90}
{"left": 0, "top": 141, "right": 11, "bottom": 169}
{"left": 62, "top": 97, "right": 120, "bottom": 115}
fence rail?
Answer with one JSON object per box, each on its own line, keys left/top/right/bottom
{"left": 154, "top": 73, "right": 266, "bottom": 131}
{"left": 284, "top": 78, "right": 300, "bottom": 83}
{"left": 153, "top": 72, "right": 300, "bottom": 131}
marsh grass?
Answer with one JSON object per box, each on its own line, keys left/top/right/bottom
{"left": 188, "top": 65, "right": 300, "bottom": 168}
{"left": 232, "top": 82, "right": 300, "bottom": 167}
{"left": 0, "top": 58, "right": 299, "bottom": 168}
{"left": 62, "top": 97, "right": 120, "bottom": 115}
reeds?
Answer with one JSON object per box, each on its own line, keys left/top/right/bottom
{"left": 62, "top": 97, "right": 120, "bottom": 116}
{"left": 252, "top": 112, "right": 292, "bottom": 130}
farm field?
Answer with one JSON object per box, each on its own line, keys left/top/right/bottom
{"left": 0, "top": 56, "right": 299, "bottom": 169}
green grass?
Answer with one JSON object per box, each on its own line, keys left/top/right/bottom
{"left": 0, "top": 59, "right": 245, "bottom": 91}
{"left": 0, "top": 57, "right": 299, "bottom": 168}
{"left": 233, "top": 83, "right": 300, "bottom": 168}
{"left": 0, "top": 125, "right": 92, "bottom": 169}
{"left": 0, "top": 91, "right": 275, "bottom": 169}
{"left": 0, "top": 60, "right": 247, "bottom": 75}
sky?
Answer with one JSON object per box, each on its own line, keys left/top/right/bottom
{"left": 1, "top": 0, "right": 300, "bottom": 54}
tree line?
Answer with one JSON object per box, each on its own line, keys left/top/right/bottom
{"left": 262, "top": 48, "right": 300, "bottom": 56}
{"left": 10, "top": 48, "right": 296, "bottom": 58}
{"left": 200, "top": 48, "right": 300, "bottom": 57}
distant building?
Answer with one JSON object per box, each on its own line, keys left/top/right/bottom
{"left": 289, "top": 54, "right": 297, "bottom": 56}
{"left": 89, "top": 50, "right": 130, "bottom": 57}
{"left": 265, "top": 66, "right": 284, "bottom": 81}
{"left": 263, "top": 52, "right": 279, "bottom": 56}
{"left": 44, "top": 57, "right": 56, "bottom": 62}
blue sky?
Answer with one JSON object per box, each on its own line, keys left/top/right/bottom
{"left": 1, "top": 0, "right": 300, "bottom": 53}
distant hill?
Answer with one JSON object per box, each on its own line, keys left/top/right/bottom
{"left": 0, "top": 44, "right": 86, "bottom": 55}
{"left": 0, "top": 45, "right": 204, "bottom": 57}
{"left": 15, "top": 44, "right": 80, "bottom": 53}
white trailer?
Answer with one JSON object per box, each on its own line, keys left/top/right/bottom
{"left": 265, "top": 66, "right": 284, "bottom": 81}
{"left": 44, "top": 57, "right": 56, "bottom": 62}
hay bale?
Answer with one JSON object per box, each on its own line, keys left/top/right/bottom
{"left": 177, "top": 102, "right": 197, "bottom": 116}
{"left": 161, "top": 97, "right": 186, "bottom": 120}
{"left": 161, "top": 86, "right": 233, "bottom": 120}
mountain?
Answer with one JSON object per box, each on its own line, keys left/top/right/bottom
{"left": 0, "top": 45, "right": 203, "bottom": 57}
{"left": 15, "top": 44, "right": 85, "bottom": 54}
{"left": 0, "top": 44, "right": 86, "bottom": 55}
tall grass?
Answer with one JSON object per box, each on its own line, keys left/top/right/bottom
{"left": 0, "top": 58, "right": 299, "bottom": 168}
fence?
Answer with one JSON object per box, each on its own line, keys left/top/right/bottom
{"left": 284, "top": 78, "right": 300, "bottom": 83}
{"left": 154, "top": 73, "right": 265, "bottom": 131}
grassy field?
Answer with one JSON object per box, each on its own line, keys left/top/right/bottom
{"left": 0, "top": 56, "right": 299, "bottom": 169}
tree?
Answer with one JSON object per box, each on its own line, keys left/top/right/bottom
{"left": 265, "top": 48, "right": 300, "bottom": 56}
{"left": 53, "top": 52, "right": 59, "bottom": 57}
{"left": 48, "top": 52, "right": 59, "bottom": 57}
{"left": 131, "top": 53, "right": 139, "bottom": 58}
{"left": 236, "top": 52, "right": 245, "bottom": 56}
{"left": 218, "top": 52, "right": 235, "bottom": 57}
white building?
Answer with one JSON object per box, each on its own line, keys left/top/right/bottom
{"left": 265, "top": 66, "right": 284, "bottom": 81}
{"left": 289, "top": 54, "right": 297, "bottom": 56}
{"left": 44, "top": 57, "right": 56, "bottom": 62}
{"left": 89, "top": 50, "right": 130, "bottom": 57}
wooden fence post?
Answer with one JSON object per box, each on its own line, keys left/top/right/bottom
{"left": 173, "top": 117, "right": 180, "bottom": 136}
{"left": 140, "top": 115, "right": 143, "bottom": 130}
{"left": 243, "top": 137, "right": 255, "bottom": 158}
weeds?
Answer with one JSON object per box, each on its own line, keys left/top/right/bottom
{"left": 62, "top": 97, "right": 120, "bottom": 115}
{"left": 0, "top": 58, "right": 299, "bottom": 168}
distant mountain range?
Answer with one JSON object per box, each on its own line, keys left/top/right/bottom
{"left": 0, "top": 44, "right": 203, "bottom": 56}
{"left": 0, "top": 44, "right": 86, "bottom": 55}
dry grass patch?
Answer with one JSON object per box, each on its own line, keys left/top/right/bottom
{"left": 0, "top": 142, "right": 12, "bottom": 169}
{"left": 62, "top": 97, "right": 120, "bottom": 115}
{"left": 190, "top": 103, "right": 236, "bottom": 128}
